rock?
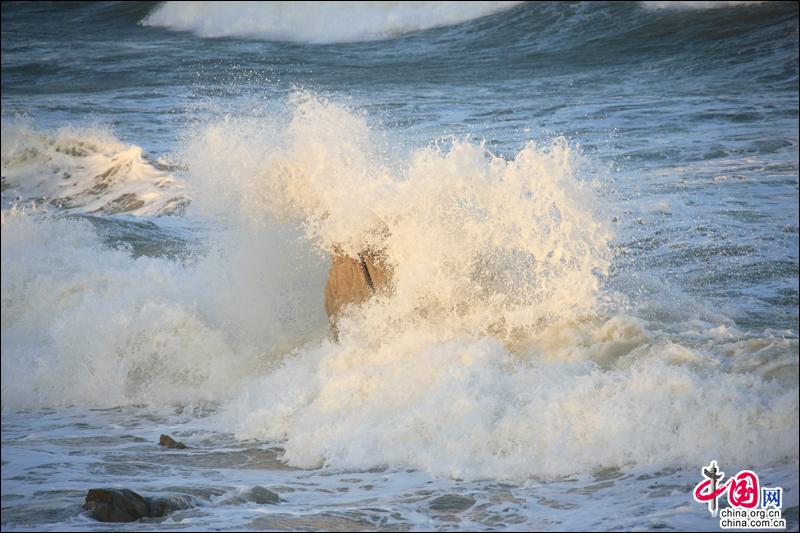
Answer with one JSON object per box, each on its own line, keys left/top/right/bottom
{"left": 146, "top": 494, "right": 196, "bottom": 516}
{"left": 324, "top": 248, "right": 392, "bottom": 340}
{"left": 218, "top": 485, "right": 284, "bottom": 506}
{"left": 85, "top": 488, "right": 150, "bottom": 522}
{"left": 428, "top": 494, "right": 475, "bottom": 512}
{"left": 85, "top": 488, "right": 195, "bottom": 523}
{"left": 246, "top": 486, "right": 282, "bottom": 505}
{"left": 159, "top": 434, "right": 187, "bottom": 449}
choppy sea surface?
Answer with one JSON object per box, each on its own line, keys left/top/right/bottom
{"left": 2, "top": 1, "right": 798, "bottom": 531}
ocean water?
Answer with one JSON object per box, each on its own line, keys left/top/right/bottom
{"left": 1, "top": 1, "right": 798, "bottom": 531}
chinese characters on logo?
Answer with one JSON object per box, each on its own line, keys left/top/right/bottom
{"left": 694, "top": 462, "right": 761, "bottom": 514}
{"left": 692, "top": 461, "right": 786, "bottom": 530}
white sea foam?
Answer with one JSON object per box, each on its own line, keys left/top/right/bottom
{"left": 0, "top": 206, "right": 327, "bottom": 408}
{"left": 1, "top": 94, "right": 796, "bottom": 481}
{"left": 228, "top": 335, "right": 797, "bottom": 480}
{"left": 1, "top": 120, "right": 188, "bottom": 216}
{"left": 180, "top": 94, "right": 797, "bottom": 479}
{"left": 183, "top": 93, "right": 612, "bottom": 335}
{"left": 142, "top": 1, "right": 522, "bottom": 43}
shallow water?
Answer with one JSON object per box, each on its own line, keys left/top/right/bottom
{"left": 2, "top": 1, "right": 798, "bottom": 531}
{"left": 3, "top": 407, "right": 796, "bottom": 531}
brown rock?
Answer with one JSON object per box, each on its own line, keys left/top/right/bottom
{"left": 85, "top": 488, "right": 150, "bottom": 522}
{"left": 324, "top": 248, "right": 392, "bottom": 340}
{"left": 84, "top": 488, "right": 195, "bottom": 523}
{"left": 146, "top": 494, "right": 196, "bottom": 516}
{"left": 158, "top": 434, "right": 187, "bottom": 449}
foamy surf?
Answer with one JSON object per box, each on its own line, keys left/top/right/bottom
{"left": 228, "top": 336, "right": 797, "bottom": 480}
{"left": 0, "top": 204, "right": 328, "bottom": 408}
{"left": 142, "top": 1, "right": 523, "bottom": 43}
{"left": 1, "top": 121, "right": 189, "bottom": 216}
{"left": 3, "top": 0, "right": 798, "bottom": 529}
{"left": 183, "top": 93, "right": 612, "bottom": 334}
{"left": 3, "top": 94, "right": 793, "bottom": 486}
{"left": 185, "top": 95, "right": 796, "bottom": 480}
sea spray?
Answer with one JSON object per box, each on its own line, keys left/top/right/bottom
{"left": 2, "top": 1, "right": 797, "bottom": 528}
{"left": 0, "top": 208, "right": 326, "bottom": 408}
{"left": 1, "top": 93, "right": 797, "bottom": 482}
{"left": 179, "top": 94, "right": 797, "bottom": 479}
{"left": 183, "top": 93, "right": 613, "bottom": 343}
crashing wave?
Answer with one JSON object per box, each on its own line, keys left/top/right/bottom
{"left": 1, "top": 120, "right": 189, "bottom": 216}
{"left": 142, "top": 1, "right": 523, "bottom": 44}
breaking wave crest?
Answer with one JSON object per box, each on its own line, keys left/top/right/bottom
{"left": 142, "top": 1, "right": 523, "bottom": 43}
{"left": 1, "top": 121, "right": 189, "bottom": 216}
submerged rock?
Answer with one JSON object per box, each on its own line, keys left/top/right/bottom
{"left": 324, "top": 248, "right": 392, "bottom": 340}
{"left": 159, "top": 434, "right": 187, "bottom": 449}
{"left": 221, "top": 485, "right": 283, "bottom": 505}
{"left": 428, "top": 494, "right": 475, "bottom": 512}
{"left": 84, "top": 488, "right": 194, "bottom": 523}
{"left": 245, "top": 486, "right": 282, "bottom": 505}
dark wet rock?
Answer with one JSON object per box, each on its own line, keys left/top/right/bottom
{"left": 85, "top": 488, "right": 150, "bottom": 522}
{"left": 247, "top": 486, "right": 283, "bottom": 505}
{"left": 429, "top": 494, "right": 475, "bottom": 512}
{"left": 146, "top": 494, "right": 196, "bottom": 516}
{"left": 159, "top": 434, "right": 187, "bottom": 449}
{"left": 84, "top": 488, "right": 195, "bottom": 523}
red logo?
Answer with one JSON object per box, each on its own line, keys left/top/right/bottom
{"left": 728, "top": 471, "right": 759, "bottom": 509}
{"left": 693, "top": 461, "right": 760, "bottom": 515}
